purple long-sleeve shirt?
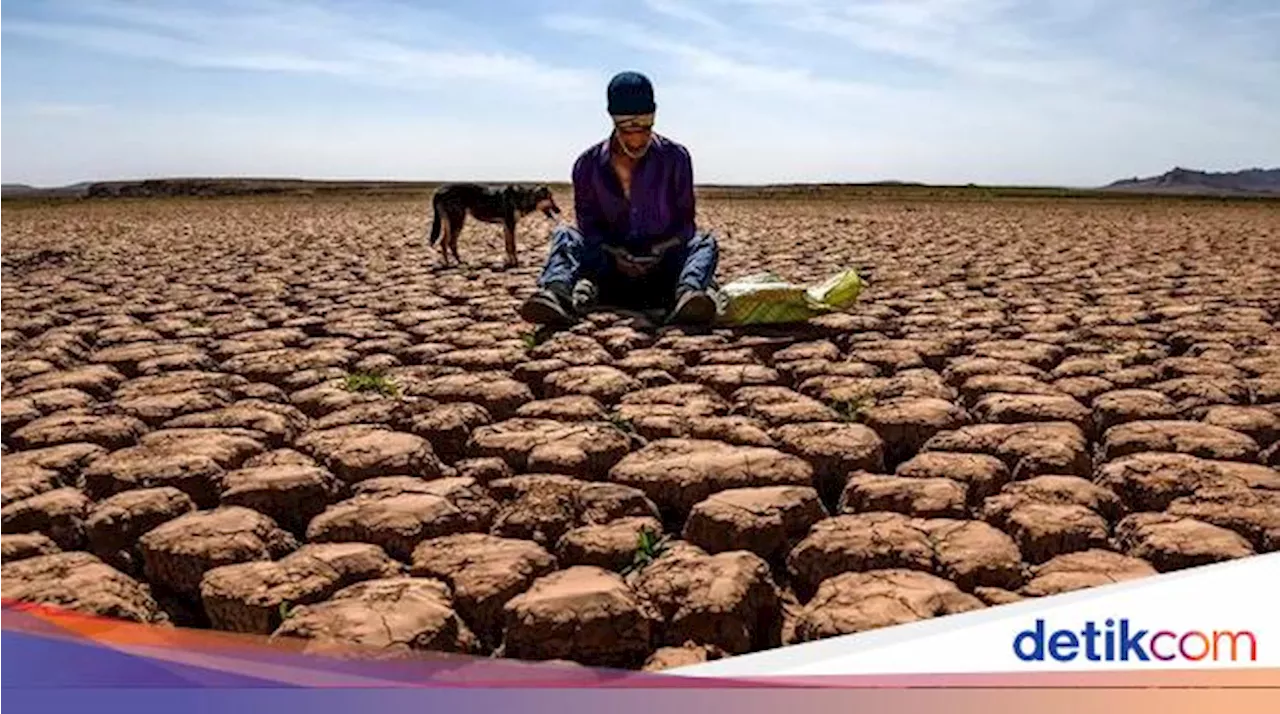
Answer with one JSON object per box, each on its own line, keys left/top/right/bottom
{"left": 571, "top": 134, "right": 696, "bottom": 256}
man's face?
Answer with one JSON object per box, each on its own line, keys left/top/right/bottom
{"left": 616, "top": 125, "right": 653, "bottom": 153}
{"left": 612, "top": 113, "right": 655, "bottom": 155}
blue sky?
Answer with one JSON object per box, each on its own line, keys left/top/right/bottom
{"left": 2, "top": 0, "right": 1278, "bottom": 186}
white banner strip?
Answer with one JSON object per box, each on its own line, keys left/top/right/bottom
{"left": 673, "top": 553, "right": 1280, "bottom": 676}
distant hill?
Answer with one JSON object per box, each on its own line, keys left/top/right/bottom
{"left": 2, "top": 182, "right": 94, "bottom": 199}
{"left": 1103, "top": 167, "right": 1280, "bottom": 196}
{"left": 0, "top": 182, "right": 36, "bottom": 197}
{"left": 85, "top": 178, "right": 396, "bottom": 199}
{"left": 0, "top": 178, "right": 449, "bottom": 200}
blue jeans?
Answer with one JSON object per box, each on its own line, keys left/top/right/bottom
{"left": 536, "top": 225, "right": 719, "bottom": 310}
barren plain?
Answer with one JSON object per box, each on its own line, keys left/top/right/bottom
{"left": 2, "top": 190, "right": 1279, "bottom": 670}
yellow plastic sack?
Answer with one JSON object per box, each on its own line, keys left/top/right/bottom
{"left": 714, "top": 269, "right": 865, "bottom": 325}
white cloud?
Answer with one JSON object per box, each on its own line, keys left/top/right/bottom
{"left": 664, "top": 0, "right": 1103, "bottom": 97}
{"left": 1, "top": 110, "right": 602, "bottom": 185}
{"left": 710, "top": 0, "right": 1280, "bottom": 105}
{"left": 544, "top": 13, "right": 892, "bottom": 101}
{"left": 3, "top": 0, "right": 596, "bottom": 96}
{"left": 643, "top": 0, "right": 731, "bottom": 32}
{"left": 20, "top": 101, "right": 106, "bottom": 117}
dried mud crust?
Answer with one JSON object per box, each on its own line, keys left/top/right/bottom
{"left": 2, "top": 193, "right": 1278, "bottom": 668}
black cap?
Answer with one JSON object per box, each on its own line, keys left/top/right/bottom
{"left": 607, "top": 71, "right": 656, "bottom": 115}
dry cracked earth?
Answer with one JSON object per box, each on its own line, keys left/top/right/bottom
{"left": 2, "top": 193, "right": 1279, "bottom": 671}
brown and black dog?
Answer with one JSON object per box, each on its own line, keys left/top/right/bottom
{"left": 427, "top": 183, "right": 560, "bottom": 267}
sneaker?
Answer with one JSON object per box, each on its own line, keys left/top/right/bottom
{"left": 668, "top": 289, "right": 716, "bottom": 324}
{"left": 519, "top": 286, "right": 576, "bottom": 326}
{"left": 571, "top": 279, "right": 599, "bottom": 314}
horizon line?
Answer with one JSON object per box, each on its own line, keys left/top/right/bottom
{"left": 0, "top": 174, "right": 1126, "bottom": 191}
{"left": 7, "top": 165, "right": 1275, "bottom": 192}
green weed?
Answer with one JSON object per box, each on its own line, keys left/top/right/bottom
{"left": 342, "top": 370, "right": 399, "bottom": 397}
{"left": 832, "top": 393, "right": 875, "bottom": 423}
{"left": 621, "top": 527, "right": 670, "bottom": 576}
{"left": 606, "top": 411, "right": 636, "bottom": 434}
{"left": 520, "top": 327, "right": 554, "bottom": 349}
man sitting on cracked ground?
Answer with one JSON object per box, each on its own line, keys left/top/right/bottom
{"left": 519, "top": 71, "right": 720, "bottom": 328}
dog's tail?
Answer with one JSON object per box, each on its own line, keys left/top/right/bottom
{"left": 427, "top": 195, "right": 442, "bottom": 245}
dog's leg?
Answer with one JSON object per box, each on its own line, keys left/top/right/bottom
{"left": 438, "top": 211, "right": 453, "bottom": 265}
{"left": 449, "top": 212, "right": 466, "bottom": 264}
{"left": 503, "top": 215, "right": 518, "bottom": 268}
{"left": 427, "top": 197, "right": 443, "bottom": 246}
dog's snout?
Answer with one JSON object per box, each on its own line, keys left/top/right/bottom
{"left": 539, "top": 196, "right": 562, "bottom": 216}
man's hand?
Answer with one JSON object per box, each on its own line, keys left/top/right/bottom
{"left": 615, "top": 252, "right": 651, "bottom": 277}
{"left": 649, "top": 236, "right": 683, "bottom": 258}
{"left": 608, "top": 237, "right": 683, "bottom": 277}
{"left": 607, "top": 246, "right": 652, "bottom": 277}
